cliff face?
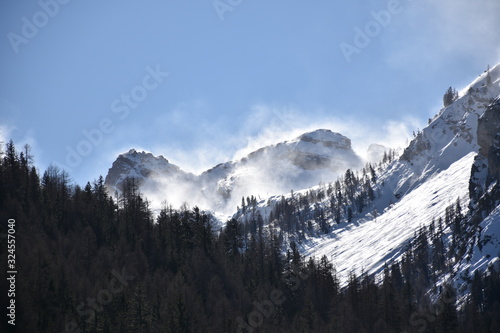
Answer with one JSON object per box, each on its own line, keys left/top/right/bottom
{"left": 477, "top": 98, "right": 500, "bottom": 186}
{"left": 469, "top": 97, "right": 500, "bottom": 207}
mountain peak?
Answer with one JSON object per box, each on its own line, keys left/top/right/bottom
{"left": 105, "top": 148, "right": 185, "bottom": 192}
{"left": 297, "top": 129, "right": 352, "bottom": 150}
{"left": 123, "top": 148, "right": 167, "bottom": 161}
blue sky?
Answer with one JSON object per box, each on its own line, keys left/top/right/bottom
{"left": 1, "top": 0, "right": 500, "bottom": 185}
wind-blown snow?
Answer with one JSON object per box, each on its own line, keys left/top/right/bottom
{"left": 106, "top": 129, "right": 363, "bottom": 214}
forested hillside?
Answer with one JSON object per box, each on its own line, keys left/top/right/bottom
{"left": 1, "top": 140, "right": 499, "bottom": 332}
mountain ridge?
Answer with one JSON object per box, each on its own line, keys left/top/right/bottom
{"left": 105, "top": 129, "right": 364, "bottom": 212}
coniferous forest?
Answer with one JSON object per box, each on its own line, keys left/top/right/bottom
{"left": 1, "top": 140, "right": 500, "bottom": 332}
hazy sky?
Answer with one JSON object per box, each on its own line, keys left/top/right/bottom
{"left": 1, "top": 0, "right": 500, "bottom": 185}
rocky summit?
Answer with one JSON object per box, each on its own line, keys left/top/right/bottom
{"left": 105, "top": 129, "right": 363, "bottom": 212}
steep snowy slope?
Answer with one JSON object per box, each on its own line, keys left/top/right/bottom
{"left": 302, "top": 152, "right": 475, "bottom": 284}
{"left": 395, "top": 65, "right": 500, "bottom": 197}
{"left": 232, "top": 64, "right": 500, "bottom": 287}
{"left": 302, "top": 65, "right": 500, "bottom": 283}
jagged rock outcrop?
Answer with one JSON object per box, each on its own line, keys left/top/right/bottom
{"left": 478, "top": 98, "right": 500, "bottom": 186}
{"left": 105, "top": 149, "right": 194, "bottom": 193}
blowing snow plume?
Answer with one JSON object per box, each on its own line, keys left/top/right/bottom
{"left": 104, "top": 129, "right": 363, "bottom": 215}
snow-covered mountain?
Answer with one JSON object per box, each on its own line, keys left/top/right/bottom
{"left": 105, "top": 129, "right": 362, "bottom": 212}
{"left": 105, "top": 64, "right": 500, "bottom": 294}
{"left": 198, "top": 129, "right": 362, "bottom": 210}
{"left": 233, "top": 64, "right": 500, "bottom": 288}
